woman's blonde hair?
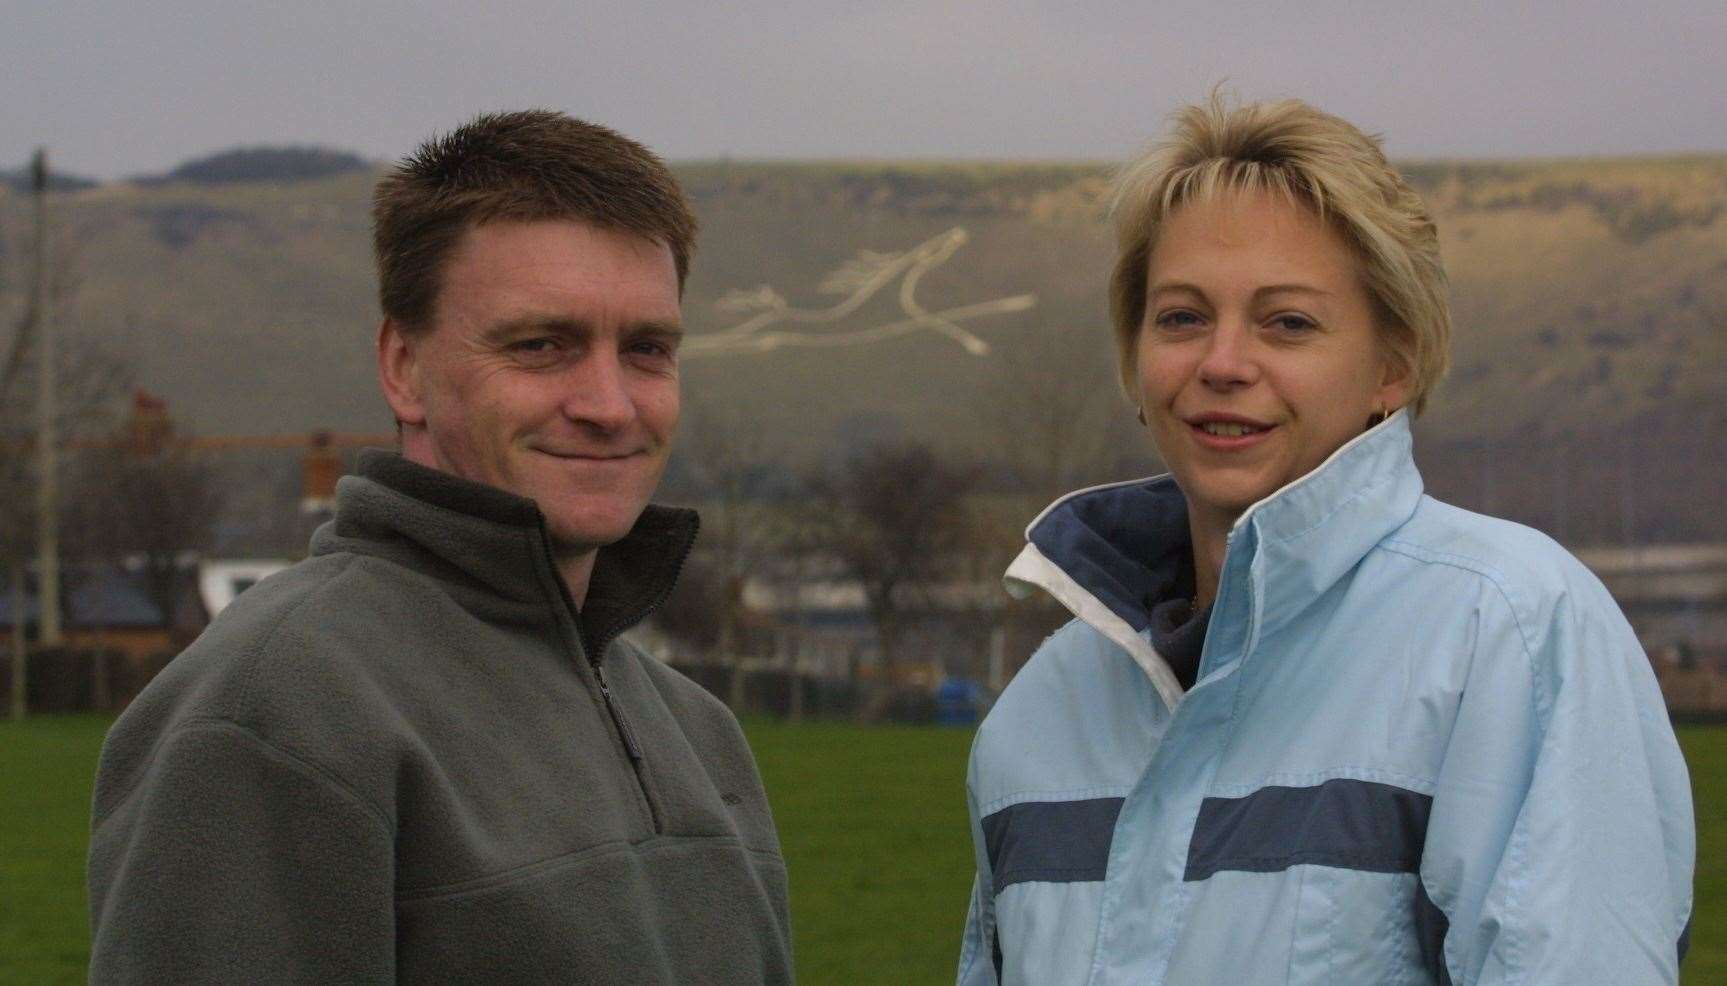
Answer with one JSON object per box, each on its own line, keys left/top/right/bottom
{"left": 1108, "top": 93, "right": 1451, "bottom": 414}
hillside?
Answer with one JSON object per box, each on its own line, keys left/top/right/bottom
{"left": 2, "top": 155, "right": 1724, "bottom": 544}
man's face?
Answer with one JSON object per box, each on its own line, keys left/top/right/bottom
{"left": 382, "top": 219, "right": 682, "bottom": 555}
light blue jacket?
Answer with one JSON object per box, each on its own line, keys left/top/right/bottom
{"left": 957, "top": 413, "right": 1693, "bottom": 985}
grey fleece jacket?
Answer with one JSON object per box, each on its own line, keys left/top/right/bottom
{"left": 88, "top": 451, "right": 792, "bottom": 984}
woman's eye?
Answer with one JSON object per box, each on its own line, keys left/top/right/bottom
{"left": 1154, "top": 310, "right": 1203, "bottom": 330}
{"left": 1270, "top": 314, "right": 1317, "bottom": 333}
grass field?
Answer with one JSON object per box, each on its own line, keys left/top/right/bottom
{"left": 1, "top": 715, "right": 106, "bottom": 985}
{"left": 1, "top": 716, "right": 1720, "bottom": 984}
{"left": 1685, "top": 723, "right": 1727, "bottom": 984}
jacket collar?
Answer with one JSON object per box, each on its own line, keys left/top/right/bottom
{"left": 1227, "top": 410, "right": 1423, "bottom": 643}
{"left": 310, "top": 449, "right": 699, "bottom": 647}
{"left": 1006, "top": 412, "right": 1423, "bottom": 707}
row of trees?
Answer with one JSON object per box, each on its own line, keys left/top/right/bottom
{"left": 663, "top": 423, "right": 1004, "bottom": 714}
{"left": 664, "top": 341, "right": 1154, "bottom": 715}
{"left": 3, "top": 174, "right": 227, "bottom": 717}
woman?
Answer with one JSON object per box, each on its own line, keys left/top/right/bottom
{"left": 957, "top": 96, "right": 1694, "bottom": 985}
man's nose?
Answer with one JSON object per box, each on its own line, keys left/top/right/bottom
{"left": 560, "top": 351, "right": 636, "bottom": 431}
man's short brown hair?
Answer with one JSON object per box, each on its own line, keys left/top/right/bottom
{"left": 373, "top": 109, "right": 697, "bottom": 333}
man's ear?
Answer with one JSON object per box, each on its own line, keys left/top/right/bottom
{"left": 377, "top": 317, "right": 427, "bottom": 427}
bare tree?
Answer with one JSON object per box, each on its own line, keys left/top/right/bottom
{"left": 0, "top": 331, "right": 132, "bottom": 649}
{"left": 977, "top": 327, "right": 1145, "bottom": 502}
{"left": 667, "top": 404, "right": 792, "bottom": 711}
{"left": 0, "top": 193, "right": 129, "bottom": 715}
{"left": 65, "top": 438, "right": 225, "bottom": 625}
{"left": 0, "top": 320, "right": 132, "bottom": 571}
{"left": 0, "top": 201, "right": 129, "bottom": 512}
{"left": 801, "top": 439, "right": 979, "bottom": 699}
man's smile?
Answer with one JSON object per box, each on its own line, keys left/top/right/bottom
{"left": 534, "top": 448, "right": 642, "bottom": 459}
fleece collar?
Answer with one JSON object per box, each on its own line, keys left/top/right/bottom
{"left": 310, "top": 450, "right": 698, "bottom": 654}
{"left": 1005, "top": 412, "right": 1424, "bottom": 708}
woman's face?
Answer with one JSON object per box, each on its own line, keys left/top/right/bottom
{"left": 1135, "top": 189, "right": 1408, "bottom": 529}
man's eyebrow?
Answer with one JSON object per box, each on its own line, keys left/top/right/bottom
{"left": 482, "top": 315, "right": 686, "bottom": 344}
{"left": 482, "top": 315, "right": 586, "bottom": 341}
{"left": 627, "top": 319, "right": 684, "bottom": 340}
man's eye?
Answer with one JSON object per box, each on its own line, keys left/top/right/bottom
{"left": 511, "top": 338, "right": 557, "bottom": 354}
{"left": 627, "top": 339, "right": 677, "bottom": 360}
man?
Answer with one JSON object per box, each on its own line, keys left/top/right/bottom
{"left": 88, "top": 111, "right": 793, "bottom": 984}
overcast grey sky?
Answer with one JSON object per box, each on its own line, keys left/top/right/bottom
{"left": 6, "top": 0, "right": 1725, "bottom": 180}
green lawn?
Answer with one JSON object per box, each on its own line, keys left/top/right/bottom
{"left": 1684, "top": 724, "right": 1727, "bottom": 984}
{"left": 2, "top": 717, "right": 1720, "bottom": 984}
{"left": 747, "top": 720, "right": 977, "bottom": 983}
{"left": 0, "top": 715, "right": 104, "bottom": 986}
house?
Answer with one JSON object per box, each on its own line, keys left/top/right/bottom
{"left": 1, "top": 558, "right": 296, "bottom": 713}
{"left": 0, "top": 565, "right": 189, "bottom": 661}
{"left": 198, "top": 559, "right": 292, "bottom": 618}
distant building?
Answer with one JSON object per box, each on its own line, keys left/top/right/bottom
{"left": 1574, "top": 544, "right": 1727, "bottom": 655}
{"left": 1574, "top": 543, "right": 1727, "bottom": 714}
{"left": 198, "top": 559, "right": 292, "bottom": 618}
{"left": 0, "top": 565, "right": 191, "bottom": 662}
{"left": 1, "top": 558, "right": 294, "bottom": 713}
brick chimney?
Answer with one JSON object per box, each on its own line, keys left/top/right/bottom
{"left": 301, "top": 431, "right": 341, "bottom": 514}
{"left": 127, "top": 390, "right": 173, "bottom": 457}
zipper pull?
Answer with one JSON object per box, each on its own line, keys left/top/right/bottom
{"left": 614, "top": 706, "right": 645, "bottom": 764}
{"left": 593, "top": 663, "right": 645, "bottom": 763}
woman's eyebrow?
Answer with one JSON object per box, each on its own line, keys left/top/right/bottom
{"left": 1148, "top": 282, "right": 1333, "bottom": 301}
{"left": 1252, "top": 283, "right": 1333, "bottom": 300}
{"left": 1148, "top": 281, "right": 1207, "bottom": 300}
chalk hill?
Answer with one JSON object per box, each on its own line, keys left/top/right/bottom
{"left": 4, "top": 155, "right": 1724, "bottom": 542}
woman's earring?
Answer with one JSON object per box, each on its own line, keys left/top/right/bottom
{"left": 1136, "top": 407, "right": 1146, "bottom": 426}
{"left": 1368, "top": 404, "right": 1389, "bottom": 427}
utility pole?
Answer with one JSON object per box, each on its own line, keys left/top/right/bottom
{"left": 8, "top": 563, "right": 24, "bottom": 719}
{"left": 33, "top": 148, "right": 62, "bottom": 646}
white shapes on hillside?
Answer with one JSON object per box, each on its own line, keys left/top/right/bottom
{"left": 684, "top": 227, "right": 1035, "bottom": 358}
{"left": 714, "top": 285, "right": 787, "bottom": 313}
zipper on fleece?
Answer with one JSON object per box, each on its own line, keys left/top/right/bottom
{"left": 573, "top": 516, "right": 698, "bottom": 837}
{"left": 534, "top": 525, "right": 665, "bottom": 835}
{"left": 590, "top": 656, "right": 664, "bottom": 831}
{"left": 593, "top": 661, "right": 643, "bottom": 763}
